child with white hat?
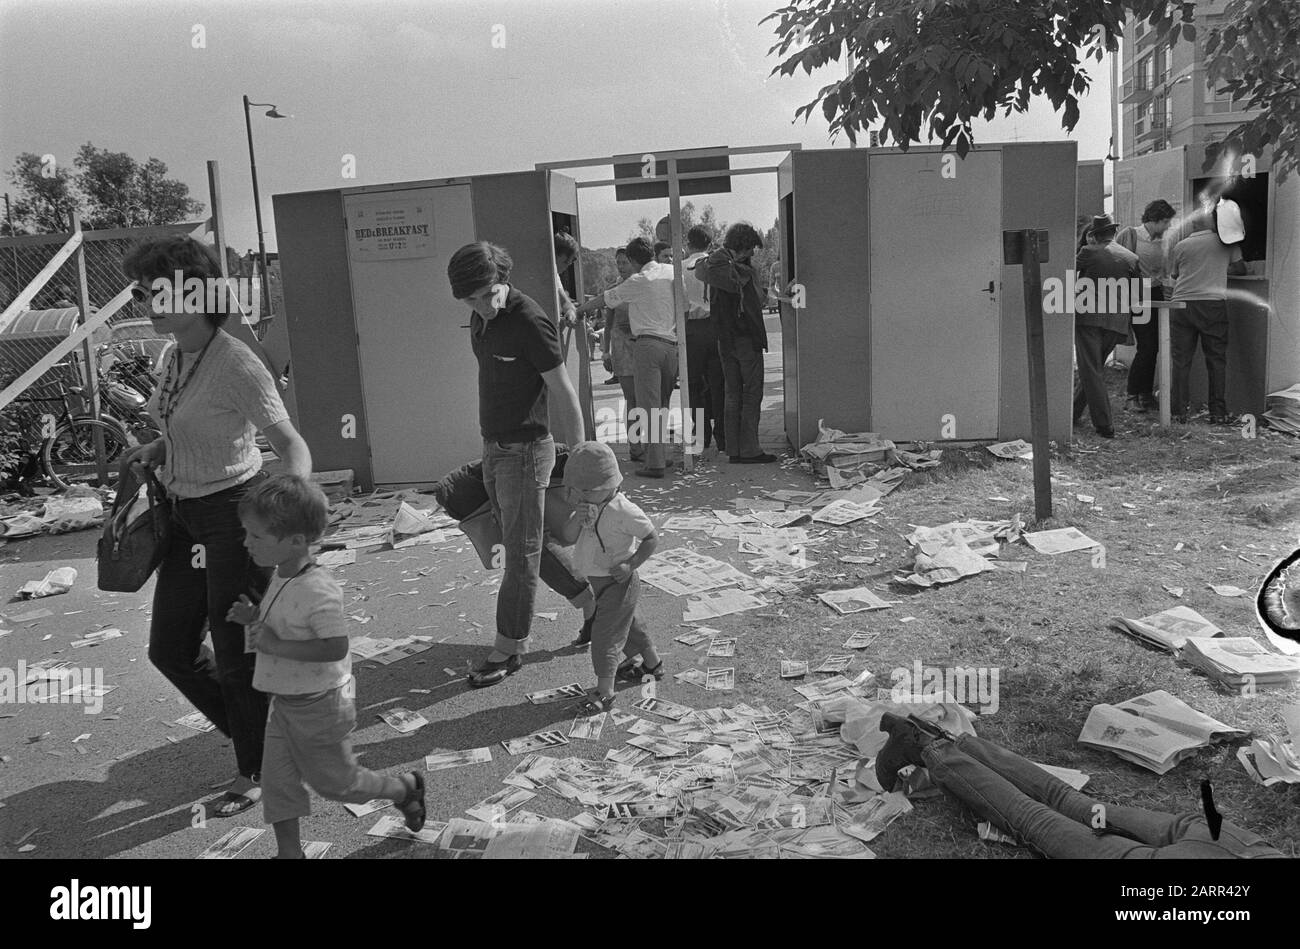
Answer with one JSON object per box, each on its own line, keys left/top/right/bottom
{"left": 558, "top": 441, "right": 664, "bottom": 711}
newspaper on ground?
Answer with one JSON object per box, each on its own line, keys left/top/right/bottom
{"left": 527, "top": 683, "right": 587, "bottom": 704}
{"left": 1108, "top": 605, "right": 1223, "bottom": 652}
{"left": 569, "top": 712, "right": 608, "bottom": 740}
{"left": 812, "top": 499, "right": 879, "bottom": 526}
{"left": 843, "top": 631, "right": 878, "bottom": 650}
{"left": 17, "top": 567, "right": 77, "bottom": 599}
{"left": 1033, "top": 763, "right": 1091, "bottom": 790}
{"left": 683, "top": 588, "right": 769, "bottom": 623}
{"left": 815, "top": 655, "right": 854, "bottom": 674}
{"left": 1022, "top": 527, "right": 1100, "bottom": 555}
{"left": 661, "top": 514, "right": 723, "bottom": 532}
{"left": 317, "top": 549, "right": 357, "bottom": 567}
{"left": 840, "top": 791, "right": 912, "bottom": 843}
{"left": 674, "top": 629, "right": 714, "bottom": 646}
{"left": 987, "top": 439, "right": 1033, "bottom": 460}
{"left": 71, "top": 627, "right": 123, "bottom": 648}
{"left": 674, "top": 668, "right": 708, "bottom": 688}
{"left": 640, "top": 548, "right": 750, "bottom": 596}
{"left": 343, "top": 798, "right": 391, "bottom": 818}
{"left": 1078, "top": 689, "right": 1247, "bottom": 774}
{"left": 424, "top": 747, "right": 493, "bottom": 772}
{"left": 379, "top": 708, "right": 428, "bottom": 734}
{"left": 1179, "top": 637, "right": 1300, "bottom": 689}
{"left": 706, "top": 668, "right": 735, "bottom": 691}
{"left": 302, "top": 841, "right": 332, "bottom": 859}
{"left": 818, "top": 587, "right": 895, "bottom": 614}
{"left": 197, "top": 827, "right": 265, "bottom": 859}
{"left": 389, "top": 501, "right": 444, "bottom": 548}
{"left": 767, "top": 489, "right": 820, "bottom": 505}
{"left": 781, "top": 660, "right": 809, "bottom": 678}
{"left": 366, "top": 814, "right": 448, "bottom": 846}
{"left": 632, "top": 697, "right": 694, "bottom": 721}
{"left": 707, "top": 637, "right": 736, "bottom": 658}
{"left": 349, "top": 634, "right": 434, "bottom": 664}
{"left": 897, "top": 537, "right": 993, "bottom": 588}
{"left": 737, "top": 527, "right": 810, "bottom": 562}
{"left": 176, "top": 712, "right": 216, "bottom": 733}
{"left": 466, "top": 787, "right": 537, "bottom": 822}
{"left": 1209, "top": 584, "right": 1250, "bottom": 598}
{"left": 906, "top": 519, "right": 1019, "bottom": 557}
{"left": 1237, "top": 734, "right": 1300, "bottom": 786}
{"left": 749, "top": 509, "right": 813, "bottom": 529}
{"left": 502, "top": 731, "right": 570, "bottom": 755}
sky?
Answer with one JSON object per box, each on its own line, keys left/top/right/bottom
{"left": 0, "top": 0, "right": 1116, "bottom": 252}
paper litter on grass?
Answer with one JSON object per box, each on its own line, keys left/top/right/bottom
{"left": 640, "top": 548, "right": 751, "bottom": 596}
{"left": 842, "top": 631, "right": 878, "bottom": 650}
{"left": 366, "top": 814, "right": 448, "bottom": 845}
{"left": 71, "top": 627, "right": 123, "bottom": 648}
{"left": 1022, "top": 527, "right": 1100, "bottom": 555}
{"left": 780, "top": 660, "right": 809, "bottom": 678}
{"left": 1108, "top": 606, "right": 1223, "bottom": 652}
{"left": 175, "top": 712, "right": 215, "bottom": 733}
{"left": 818, "top": 587, "right": 895, "bottom": 614}
{"left": 527, "top": 683, "right": 586, "bottom": 704}
{"left": 1077, "top": 690, "right": 1246, "bottom": 774}
{"left": 812, "top": 499, "right": 879, "bottom": 526}
{"left": 343, "top": 799, "right": 391, "bottom": 818}
{"left": 987, "top": 439, "right": 1033, "bottom": 460}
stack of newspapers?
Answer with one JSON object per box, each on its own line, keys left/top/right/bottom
{"left": 1178, "top": 637, "right": 1300, "bottom": 689}
{"left": 1263, "top": 383, "right": 1300, "bottom": 435}
{"left": 1078, "top": 690, "right": 1246, "bottom": 774}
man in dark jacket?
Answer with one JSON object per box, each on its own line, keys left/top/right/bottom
{"left": 1072, "top": 214, "right": 1142, "bottom": 439}
{"left": 694, "top": 222, "right": 776, "bottom": 463}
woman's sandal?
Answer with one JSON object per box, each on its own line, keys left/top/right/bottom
{"left": 396, "top": 771, "right": 426, "bottom": 832}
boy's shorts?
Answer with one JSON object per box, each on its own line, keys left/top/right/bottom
{"left": 260, "top": 683, "right": 386, "bottom": 824}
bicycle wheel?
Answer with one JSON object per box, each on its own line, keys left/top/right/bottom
{"left": 41, "top": 418, "right": 130, "bottom": 490}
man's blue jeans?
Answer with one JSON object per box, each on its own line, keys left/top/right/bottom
{"left": 482, "top": 436, "right": 554, "bottom": 656}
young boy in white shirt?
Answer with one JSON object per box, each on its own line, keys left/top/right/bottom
{"left": 557, "top": 442, "right": 664, "bottom": 711}
{"left": 227, "top": 474, "right": 426, "bottom": 858}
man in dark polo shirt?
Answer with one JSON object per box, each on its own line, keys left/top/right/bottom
{"left": 1072, "top": 214, "right": 1142, "bottom": 439}
{"left": 448, "top": 241, "right": 585, "bottom": 688}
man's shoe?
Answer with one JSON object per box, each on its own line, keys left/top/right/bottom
{"left": 1096, "top": 427, "right": 1116, "bottom": 439}
{"left": 571, "top": 616, "right": 593, "bottom": 647}
{"left": 729, "top": 452, "right": 778, "bottom": 464}
{"left": 1124, "top": 396, "right": 1147, "bottom": 414}
{"left": 875, "top": 713, "right": 938, "bottom": 792}
{"left": 1208, "top": 414, "right": 1237, "bottom": 426}
{"left": 468, "top": 654, "right": 523, "bottom": 688}
{"left": 603, "top": 376, "right": 619, "bottom": 385}
{"left": 1139, "top": 394, "right": 1159, "bottom": 411}
{"left": 635, "top": 467, "right": 666, "bottom": 479}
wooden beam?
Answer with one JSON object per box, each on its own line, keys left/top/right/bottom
{"left": 667, "top": 158, "right": 694, "bottom": 473}
{"left": 535, "top": 143, "right": 802, "bottom": 171}
{"left": 576, "top": 166, "right": 782, "bottom": 189}
{"left": 0, "top": 230, "right": 83, "bottom": 335}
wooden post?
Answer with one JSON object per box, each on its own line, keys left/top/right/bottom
{"left": 70, "top": 211, "right": 110, "bottom": 487}
{"left": 666, "top": 158, "right": 694, "bottom": 472}
{"left": 1006, "top": 228, "right": 1052, "bottom": 522}
{"left": 1158, "top": 306, "right": 1172, "bottom": 427}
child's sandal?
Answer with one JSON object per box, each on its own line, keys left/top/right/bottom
{"left": 575, "top": 693, "right": 616, "bottom": 716}
{"left": 396, "top": 771, "right": 426, "bottom": 832}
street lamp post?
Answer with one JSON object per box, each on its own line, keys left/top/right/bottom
{"left": 242, "top": 95, "right": 288, "bottom": 327}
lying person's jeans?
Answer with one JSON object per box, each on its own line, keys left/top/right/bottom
{"left": 923, "top": 734, "right": 1285, "bottom": 859}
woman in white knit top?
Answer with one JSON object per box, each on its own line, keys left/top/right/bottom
{"left": 120, "top": 236, "right": 312, "bottom": 817}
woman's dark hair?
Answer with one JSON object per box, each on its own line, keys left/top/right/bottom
{"left": 448, "top": 241, "right": 513, "bottom": 298}
{"left": 652, "top": 240, "right": 671, "bottom": 256}
{"left": 686, "top": 226, "right": 711, "bottom": 251}
{"left": 121, "top": 236, "right": 229, "bottom": 328}
{"left": 625, "top": 237, "right": 654, "bottom": 267}
{"left": 722, "top": 222, "right": 763, "bottom": 254}
{"left": 1141, "top": 199, "right": 1177, "bottom": 224}
{"left": 553, "top": 231, "right": 578, "bottom": 262}
{"left": 614, "top": 248, "right": 629, "bottom": 260}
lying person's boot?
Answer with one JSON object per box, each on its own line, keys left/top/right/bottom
{"left": 875, "top": 712, "right": 940, "bottom": 791}
{"left": 571, "top": 615, "right": 594, "bottom": 647}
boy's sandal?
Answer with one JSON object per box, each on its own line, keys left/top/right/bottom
{"left": 575, "top": 693, "right": 616, "bottom": 716}
{"left": 617, "top": 658, "right": 664, "bottom": 682}
{"left": 396, "top": 771, "right": 426, "bottom": 832}
{"left": 212, "top": 777, "right": 262, "bottom": 818}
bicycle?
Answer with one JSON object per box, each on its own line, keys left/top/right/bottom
{"left": 8, "top": 365, "right": 132, "bottom": 490}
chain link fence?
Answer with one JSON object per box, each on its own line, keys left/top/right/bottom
{"left": 0, "top": 223, "right": 206, "bottom": 485}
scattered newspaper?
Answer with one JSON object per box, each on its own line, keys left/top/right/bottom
{"left": 424, "top": 747, "right": 493, "bottom": 771}
{"left": 1078, "top": 690, "right": 1246, "bottom": 774}
{"left": 818, "top": 587, "right": 895, "bottom": 614}
{"left": 1108, "top": 606, "right": 1223, "bottom": 652}
{"left": 682, "top": 588, "right": 769, "bottom": 622}
{"left": 1022, "top": 527, "right": 1100, "bottom": 555}
{"left": 1179, "top": 637, "right": 1300, "bottom": 688}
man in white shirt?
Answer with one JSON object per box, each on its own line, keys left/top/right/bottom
{"left": 576, "top": 237, "right": 679, "bottom": 478}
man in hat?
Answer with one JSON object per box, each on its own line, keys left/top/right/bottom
{"left": 1169, "top": 209, "right": 1248, "bottom": 424}
{"left": 1072, "top": 214, "right": 1142, "bottom": 439}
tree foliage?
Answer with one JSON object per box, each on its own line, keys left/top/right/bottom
{"left": 765, "top": 0, "right": 1298, "bottom": 180}
{"left": 3, "top": 143, "right": 204, "bottom": 235}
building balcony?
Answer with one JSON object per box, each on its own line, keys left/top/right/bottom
{"left": 1121, "top": 77, "right": 1155, "bottom": 104}
{"left": 1135, "top": 118, "right": 1168, "bottom": 142}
